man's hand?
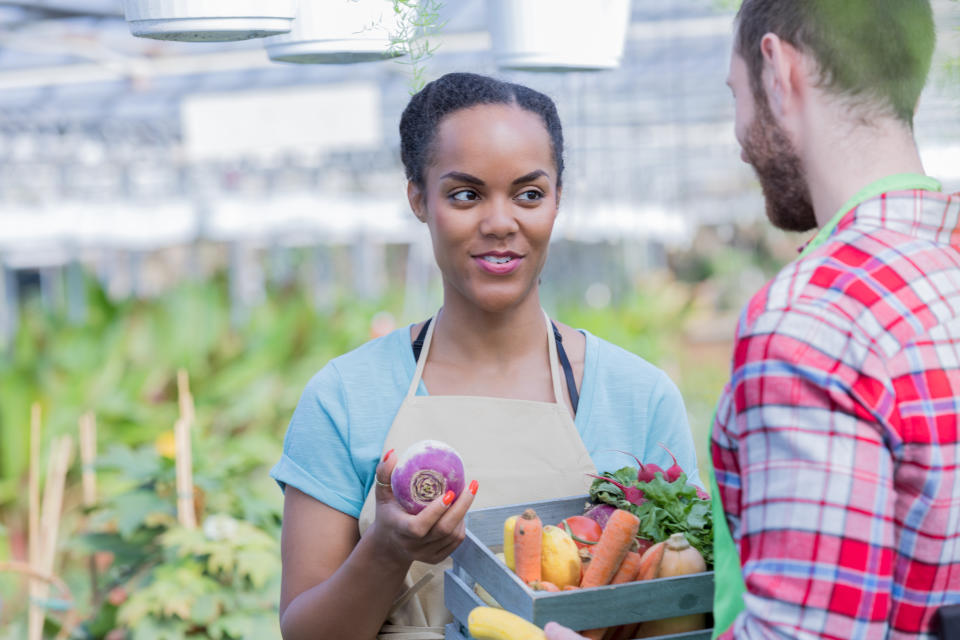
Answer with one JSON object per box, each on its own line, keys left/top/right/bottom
{"left": 544, "top": 622, "right": 588, "bottom": 639}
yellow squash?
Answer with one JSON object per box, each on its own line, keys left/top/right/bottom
{"left": 468, "top": 607, "right": 546, "bottom": 640}
{"left": 503, "top": 515, "right": 518, "bottom": 571}
{"left": 540, "top": 525, "right": 581, "bottom": 589}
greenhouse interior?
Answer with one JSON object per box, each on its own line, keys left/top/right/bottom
{"left": 0, "top": 0, "right": 958, "bottom": 638}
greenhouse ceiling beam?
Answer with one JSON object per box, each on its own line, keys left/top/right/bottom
{"left": 0, "top": 0, "right": 121, "bottom": 18}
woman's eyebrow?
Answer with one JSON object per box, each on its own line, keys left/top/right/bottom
{"left": 439, "top": 171, "right": 484, "bottom": 186}
{"left": 512, "top": 169, "right": 548, "bottom": 185}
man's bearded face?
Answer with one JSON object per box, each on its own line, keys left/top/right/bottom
{"left": 741, "top": 88, "right": 818, "bottom": 233}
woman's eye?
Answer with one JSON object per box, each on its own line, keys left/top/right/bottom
{"left": 451, "top": 190, "right": 479, "bottom": 202}
{"left": 516, "top": 190, "right": 543, "bottom": 202}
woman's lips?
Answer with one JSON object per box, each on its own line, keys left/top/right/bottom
{"left": 474, "top": 255, "right": 523, "bottom": 275}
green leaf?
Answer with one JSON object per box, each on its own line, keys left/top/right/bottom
{"left": 111, "top": 490, "right": 173, "bottom": 538}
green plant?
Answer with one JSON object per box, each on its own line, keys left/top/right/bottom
{"left": 388, "top": 0, "right": 445, "bottom": 93}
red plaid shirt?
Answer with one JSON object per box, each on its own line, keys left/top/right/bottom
{"left": 713, "top": 189, "right": 960, "bottom": 639}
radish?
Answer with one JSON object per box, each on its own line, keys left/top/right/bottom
{"left": 587, "top": 474, "right": 646, "bottom": 506}
{"left": 657, "top": 442, "right": 685, "bottom": 482}
{"left": 390, "top": 439, "right": 465, "bottom": 514}
{"left": 612, "top": 449, "right": 666, "bottom": 483}
{"left": 583, "top": 503, "right": 616, "bottom": 529}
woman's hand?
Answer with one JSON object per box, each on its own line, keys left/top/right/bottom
{"left": 367, "top": 450, "right": 477, "bottom": 567}
{"left": 543, "top": 622, "right": 588, "bottom": 639}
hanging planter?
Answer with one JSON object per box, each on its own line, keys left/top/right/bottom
{"left": 487, "top": 0, "right": 632, "bottom": 72}
{"left": 123, "top": 0, "right": 296, "bottom": 42}
{"left": 265, "top": 0, "right": 403, "bottom": 65}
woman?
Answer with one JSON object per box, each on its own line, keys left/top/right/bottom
{"left": 271, "top": 72, "right": 700, "bottom": 640}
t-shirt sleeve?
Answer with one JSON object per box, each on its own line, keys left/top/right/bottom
{"left": 269, "top": 362, "right": 366, "bottom": 518}
{"left": 647, "top": 373, "right": 703, "bottom": 488}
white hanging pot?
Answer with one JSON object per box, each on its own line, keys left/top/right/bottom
{"left": 123, "top": 0, "right": 296, "bottom": 42}
{"left": 265, "top": 0, "right": 403, "bottom": 65}
{"left": 487, "top": 0, "right": 631, "bottom": 71}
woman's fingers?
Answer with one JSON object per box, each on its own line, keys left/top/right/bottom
{"left": 431, "top": 479, "right": 476, "bottom": 537}
{"left": 407, "top": 479, "right": 476, "bottom": 542}
{"left": 374, "top": 449, "right": 397, "bottom": 503}
{"left": 544, "top": 622, "right": 589, "bottom": 640}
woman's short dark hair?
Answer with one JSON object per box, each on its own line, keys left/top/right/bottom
{"left": 735, "top": 0, "right": 935, "bottom": 125}
{"left": 399, "top": 72, "right": 565, "bottom": 188}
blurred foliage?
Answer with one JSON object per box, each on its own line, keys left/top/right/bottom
{"left": 0, "top": 235, "right": 795, "bottom": 635}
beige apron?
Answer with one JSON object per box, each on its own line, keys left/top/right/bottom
{"left": 358, "top": 310, "right": 597, "bottom": 639}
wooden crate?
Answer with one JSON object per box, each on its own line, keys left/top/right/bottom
{"left": 445, "top": 495, "right": 714, "bottom": 640}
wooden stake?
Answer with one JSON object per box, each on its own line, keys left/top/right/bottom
{"left": 79, "top": 412, "right": 97, "bottom": 507}
{"left": 27, "top": 403, "right": 42, "bottom": 640}
{"left": 177, "top": 368, "right": 195, "bottom": 426}
{"left": 78, "top": 411, "right": 99, "bottom": 604}
{"left": 174, "top": 418, "right": 196, "bottom": 529}
{"left": 31, "top": 435, "right": 73, "bottom": 640}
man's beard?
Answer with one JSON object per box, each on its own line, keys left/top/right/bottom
{"left": 742, "top": 94, "right": 817, "bottom": 233}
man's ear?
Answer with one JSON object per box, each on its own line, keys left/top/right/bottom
{"left": 407, "top": 181, "right": 427, "bottom": 223}
{"left": 759, "top": 33, "right": 806, "bottom": 121}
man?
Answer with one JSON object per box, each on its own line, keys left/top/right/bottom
{"left": 548, "top": 0, "right": 959, "bottom": 638}
{"left": 712, "top": 0, "right": 960, "bottom": 637}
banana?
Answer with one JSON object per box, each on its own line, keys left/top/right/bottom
{"left": 467, "top": 607, "right": 547, "bottom": 640}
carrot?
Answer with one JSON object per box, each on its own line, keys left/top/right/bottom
{"left": 579, "top": 509, "right": 639, "bottom": 588}
{"left": 609, "top": 550, "right": 642, "bottom": 584}
{"left": 513, "top": 509, "right": 542, "bottom": 584}
{"left": 528, "top": 580, "right": 560, "bottom": 592}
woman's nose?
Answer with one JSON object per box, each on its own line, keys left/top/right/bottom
{"left": 478, "top": 198, "right": 519, "bottom": 237}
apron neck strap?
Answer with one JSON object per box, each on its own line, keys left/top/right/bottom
{"left": 407, "top": 314, "right": 437, "bottom": 398}
{"left": 406, "top": 309, "right": 566, "bottom": 407}
{"left": 542, "top": 309, "right": 565, "bottom": 406}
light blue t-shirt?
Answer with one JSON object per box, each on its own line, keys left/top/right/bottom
{"left": 270, "top": 325, "right": 701, "bottom": 518}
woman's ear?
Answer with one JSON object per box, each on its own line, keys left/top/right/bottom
{"left": 407, "top": 181, "right": 427, "bottom": 223}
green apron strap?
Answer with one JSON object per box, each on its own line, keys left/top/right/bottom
{"left": 709, "top": 417, "right": 747, "bottom": 638}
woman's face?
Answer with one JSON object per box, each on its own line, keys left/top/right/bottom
{"left": 409, "top": 103, "right": 560, "bottom": 313}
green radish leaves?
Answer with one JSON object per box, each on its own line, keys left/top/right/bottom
{"left": 588, "top": 466, "right": 714, "bottom": 566}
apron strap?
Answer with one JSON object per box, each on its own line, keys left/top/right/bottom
{"left": 552, "top": 321, "right": 579, "bottom": 413}
{"left": 388, "top": 572, "right": 435, "bottom": 617}
{"left": 407, "top": 309, "right": 567, "bottom": 409}
{"left": 406, "top": 315, "right": 437, "bottom": 398}
{"left": 542, "top": 310, "right": 566, "bottom": 407}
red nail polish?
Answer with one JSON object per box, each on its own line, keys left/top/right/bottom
{"left": 469, "top": 480, "right": 478, "bottom": 495}
{"left": 382, "top": 449, "right": 394, "bottom": 463}
{"left": 442, "top": 490, "right": 455, "bottom": 506}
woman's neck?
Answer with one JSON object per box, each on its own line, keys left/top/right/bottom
{"left": 432, "top": 286, "right": 546, "bottom": 366}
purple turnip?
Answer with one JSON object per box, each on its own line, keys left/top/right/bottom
{"left": 390, "top": 440, "right": 465, "bottom": 514}
{"left": 582, "top": 503, "right": 617, "bottom": 529}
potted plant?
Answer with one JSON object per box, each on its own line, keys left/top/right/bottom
{"left": 123, "top": 0, "right": 296, "bottom": 42}
{"left": 265, "top": 0, "right": 403, "bottom": 65}
{"left": 486, "top": 0, "right": 632, "bottom": 71}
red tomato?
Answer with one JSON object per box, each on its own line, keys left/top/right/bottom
{"left": 557, "top": 516, "right": 602, "bottom": 549}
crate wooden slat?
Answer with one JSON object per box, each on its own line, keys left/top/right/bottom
{"left": 446, "top": 495, "right": 714, "bottom": 638}
{"left": 445, "top": 569, "right": 487, "bottom": 632}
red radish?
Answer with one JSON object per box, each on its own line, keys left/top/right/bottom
{"left": 613, "top": 449, "right": 666, "bottom": 483}
{"left": 694, "top": 485, "right": 710, "bottom": 500}
{"left": 583, "top": 503, "right": 616, "bottom": 529}
{"left": 587, "top": 474, "right": 646, "bottom": 506}
{"left": 657, "top": 442, "right": 684, "bottom": 482}
{"left": 390, "top": 440, "right": 465, "bottom": 514}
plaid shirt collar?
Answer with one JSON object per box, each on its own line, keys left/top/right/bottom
{"left": 797, "top": 176, "right": 950, "bottom": 256}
